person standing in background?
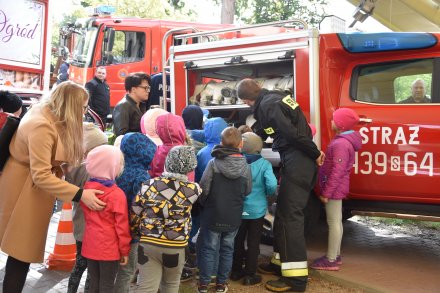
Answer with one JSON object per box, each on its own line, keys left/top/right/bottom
{"left": 147, "top": 72, "right": 170, "bottom": 111}
{"left": 113, "top": 72, "right": 150, "bottom": 136}
{"left": 399, "top": 78, "right": 431, "bottom": 103}
{"left": 86, "top": 67, "right": 110, "bottom": 124}
{"left": 0, "top": 91, "right": 23, "bottom": 130}
{"left": 56, "top": 57, "right": 70, "bottom": 84}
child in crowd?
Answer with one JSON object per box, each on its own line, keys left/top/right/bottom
{"left": 182, "top": 105, "right": 206, "bottom": 154}
{"left": 195, "top": 117, "right": 228, "bottom": 182}
{"left": 67, "top": 123, "right": 108, "bottom": 293}
{"left": 0, "top": 91, "right": 23, "bottom": 130}
{"left": 192, "top": 117, "right": 228, "bottom": 255}
{"left": 113, "top": 134, "right": 124, "bottom": 148}
{"left": 140, "top": 108, "right": 167, "bottom": 146}
{"left": 131, "top": 146, "right": 202, "bottom": 293}
{"left": 197, "top": 127, "right": 252, "bottom": 293}
{"left": 114, "top": 133, "right": 157, "bottom": 292}
{"left": 147, "top": 112, "right": 194, "bottom": 281}
{"left": 149, "top": 113, "right": 186, "bottom": 177}
{"left": 237, "top": 124, "right": 252, "bottom": 134}
{"left": 81, "top": 145, "right": 131, "bottom": 292}
{"left": 181, "top": 105, "right": 206, "bottom": 257}
{"left": 231, "top": 132, "right": 277, "bottom": 286}
{"left": 311, "top": 108, "right": 362, "bottom": 271}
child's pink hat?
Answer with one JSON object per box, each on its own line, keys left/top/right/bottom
{"left": 86, "top": 145, "right": 123, "bottom": 180}
{"left": 333, "top": 108, "right": 359, "bottom": 131}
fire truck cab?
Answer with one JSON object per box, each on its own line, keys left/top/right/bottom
{"left": 168, "top": 20, "right": 440, "bottom": 218}
{"left": 66, "top": 7, "right": 233, "bottom": 107}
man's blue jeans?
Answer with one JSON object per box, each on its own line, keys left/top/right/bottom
{"left": 198, "top": 226, "right": 238, "bottom": 285}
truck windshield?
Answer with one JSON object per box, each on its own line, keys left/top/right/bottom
{"left": 71, "top": 27, "right": 98, "bottom": 68}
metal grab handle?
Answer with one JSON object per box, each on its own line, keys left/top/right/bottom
{"left": 173, "top": 18, "right": 309, "bottom": 43}
{"left": 359, "top": 117, "right": 373, "bottom": 123}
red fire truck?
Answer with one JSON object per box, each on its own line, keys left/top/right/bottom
{"left": 167, "top": 20, "right": 440, "bottom": 219}
{"left": 66, "top": 7, "right": 236, "bottom": 107}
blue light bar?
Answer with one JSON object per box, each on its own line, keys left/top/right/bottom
{"left": 95, "top": 5, "right": 115, "bottom": 15}
{"left": 337, "top": 33, "right": 437, "bottom": 53}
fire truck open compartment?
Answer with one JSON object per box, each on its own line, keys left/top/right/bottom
{"left": 186, "top": 59, "right": 294, "bottom": 127}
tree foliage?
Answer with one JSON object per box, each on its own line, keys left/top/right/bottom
{"left": 236, "top": 0, "right": 328, "bottom": 26}
{"left": 78, "top": 0, "right": 197, "bottom": 20}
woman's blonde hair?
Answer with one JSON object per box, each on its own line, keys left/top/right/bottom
{"left": 42, "top": 81, "right": 88, "bottom": 165}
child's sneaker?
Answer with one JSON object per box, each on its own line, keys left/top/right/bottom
{"left": 336, "top": 255, "right": 342, "bottom": 265}
{"left": 310, "top": 256, "right": 340, "bottom": 271}
{"left": 195, "top": 270, "right": 216, "bottom": 284}
{"left": 197, "top": 284, "right": 208, "bottom": 293}
{"left": 180, "top": 267, "right": 193, "bottom": 282}
{"left": 215, "top": 283, "right": 228, "bottom": 293}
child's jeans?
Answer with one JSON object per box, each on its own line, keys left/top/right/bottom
{"left": 325, "top": 199, "right": 343, "bottom": 261}
{"left": 197, "top": 226, "right": 238, "bottom": 285}
{"left": 87, "top": 259, "right": 119, "bottom": 293}
{"left": 136, "top": 243, "right": 185, "bottom": 293}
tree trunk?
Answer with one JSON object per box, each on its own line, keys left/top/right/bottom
{"left": 221, "top": 0, "right": 235, "bottom": 24}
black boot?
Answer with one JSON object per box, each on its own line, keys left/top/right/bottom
{"left": 243, "top": 274, "right": 262, "bottom": 286}
{"left": 265, "top": 278, "right": 306, "bottom": 292}
{"left": 257, "top": 262, "right": 281, "bottom": 276}
{"left": 230, "top": 270, "right": 246, "bottom": 281}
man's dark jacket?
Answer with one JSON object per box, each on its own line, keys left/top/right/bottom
{"left": 112, "top": 94, "right": 146, "bottom": 136}
{"left": 252, "top": 89, "right": 320, "bottom": 160}
{"left": 85, "top": 77, "right": 110, "bottom": 121}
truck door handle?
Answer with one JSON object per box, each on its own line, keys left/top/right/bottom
{"left": 359, "top": 117, "right": 373, "bottom": 123}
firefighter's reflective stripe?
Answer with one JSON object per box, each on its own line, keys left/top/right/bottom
{"left": 270, "top": 252, "right": 281, "bottom": 266}
{"left": 282, "top": 95, "right": 298, "bottom": 110}
{"left": 264, "top": 127, "right": 275, "bottom": 135}
{"left": 281, "top": 261, "right": 308, "bottom": 277}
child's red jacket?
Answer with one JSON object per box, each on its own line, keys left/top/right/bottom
{"left": 81, "top": 181, "right": 131, "bottom": 260}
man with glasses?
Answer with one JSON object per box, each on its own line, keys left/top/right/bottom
{"left": 86, "top": 66, "right": 111, "bottom": 124}
{"left": 113, "top": 72, "right": 151, "bottom": 136}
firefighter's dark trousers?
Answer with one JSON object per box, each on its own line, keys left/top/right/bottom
{"left": 271, "top": 149, "right": 317, "bottom": 291}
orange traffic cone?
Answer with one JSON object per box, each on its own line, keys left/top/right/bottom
{"left": 46, "top": 202, "right": 77, "bottom": 271}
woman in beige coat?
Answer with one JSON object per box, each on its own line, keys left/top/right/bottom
{"left": 0, "top": 82, "right": 107, "bottom": 293}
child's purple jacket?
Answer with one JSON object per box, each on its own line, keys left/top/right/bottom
{"left": 319, "top": 131, "right": 362, "bottom": 200}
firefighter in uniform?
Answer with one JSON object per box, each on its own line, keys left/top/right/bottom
{"left": 236, "top": 78, "right": 324, "bottom": 292}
